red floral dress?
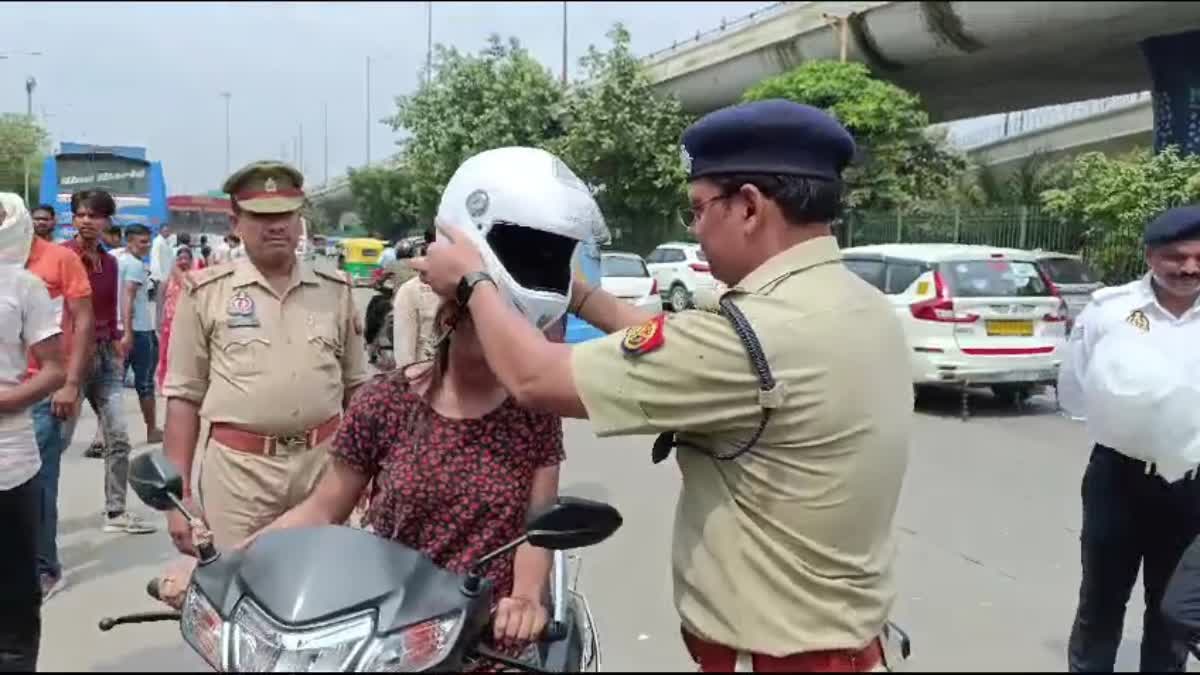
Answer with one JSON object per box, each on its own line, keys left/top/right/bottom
{"left": 332, "top": 373, "right": 563, "bottom": 666}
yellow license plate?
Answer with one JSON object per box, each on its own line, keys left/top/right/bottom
{"left": 985, "top": 320, "right": 1034, "bottom": 337}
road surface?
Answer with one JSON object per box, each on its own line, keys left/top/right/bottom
{"left": 35, "top": 288, "right": 1167, "bottom": 671}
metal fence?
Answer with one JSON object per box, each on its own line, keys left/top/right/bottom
{"left": 839, "top": 207, "right": 1147, "bottom": 283}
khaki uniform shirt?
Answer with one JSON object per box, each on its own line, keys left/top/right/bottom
{"left": 571, "top": 236, "right": 913, "bottom": 656}
{"left": 163, "top": 258, "right": 370, "bottom": 436}
{"left": 392, "top": 275, "right": 443, "bottom": 365}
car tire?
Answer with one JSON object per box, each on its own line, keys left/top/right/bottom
{"left": 668, "top": 284, "right": 692, "bottom": 313}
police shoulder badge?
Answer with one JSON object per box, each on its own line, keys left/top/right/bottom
{"left": 621, "top": 314, "right": 666, "bottom": 356}
{"left": 1125, "top": 309, "right": 1150, "bottom": 333}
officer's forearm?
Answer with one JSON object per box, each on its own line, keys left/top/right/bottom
{"left": 164, "top": 398, "right": 202, "bottom": 498}
{"left": 572, "top": 280, "right": 656, "bottom": 333}
{"left": 466, "top": 283, "right": 587, "bottom": 418}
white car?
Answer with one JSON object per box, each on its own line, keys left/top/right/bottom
{"left": 600, "top": 252, "right": 663, "bottom": 314}
{"left": 645, "top": 242, "right": 717, "bottom": 312}
{"left": 842, "top": 243, "right": 1069, "bottom": 401}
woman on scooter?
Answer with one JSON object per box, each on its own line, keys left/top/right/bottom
{"left": 242, "top": 147, "right": 601, "bottom": 669}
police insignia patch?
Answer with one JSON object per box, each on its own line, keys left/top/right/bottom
{"left": 621, "top": 314, "right": 666, "bottom": 356}
{"left": 1126, "top": 309, "right": 1150, "bottom": 333}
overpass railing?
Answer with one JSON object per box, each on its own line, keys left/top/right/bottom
{"left": 641, "top": 1, "right": 792, "bottom": 63}
{"left": 951, "top": 92, "right": 1152, "bottom": 151}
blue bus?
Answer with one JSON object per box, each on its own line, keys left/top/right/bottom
{"left": 38, "top": 142, "right": 168, "bottom": 241}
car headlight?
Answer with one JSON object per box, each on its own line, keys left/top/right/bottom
{"left": 230, "top": 599, "right": 374, "bottom": 672}
{"left": 180, "top": 585, "right": 225, "bottom": 670}
{"left": 357, "top": 611, "right": 463, "bottom": 672}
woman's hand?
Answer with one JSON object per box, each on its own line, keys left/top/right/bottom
{"left": 493, "top": 595, "right": 549, "bottom": 644}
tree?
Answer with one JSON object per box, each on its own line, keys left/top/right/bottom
{"left": 1041, "top": 147, "right": 1200, "bottom": 283}
{"left": 550, "top": 25, "right": 694, "bottom": 253}
{"left": 385, "top": 35, "right": 565, "bottom": 224}
{"left": 0, "top": 114, "right": 49, "bottom": 201}
{"left": 742, "top": 61, "right": 967, "bottom": 212}
{"left": 347, "top": 163, "right": 424, "bottom": 240}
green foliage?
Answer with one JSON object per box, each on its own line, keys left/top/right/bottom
{"left": 348, "top": 27, "right": 692, "bottom": 253}
{"left": 383, "top": 35, "right": 565, "bottom": 224}
{"left": 548, "top": 25, "right": 693, "bottom": 253}
{"left": 742, "top": 61, "right": 966, "bottom": 211}
{"left": 0, "top": 114, "right": 49, "bottom": 201}
{"left": 1041, "top": 146, "right": 1200, "bottom": 282}
{"left": 347, "top": 163, "right": 424, "bottom": 240}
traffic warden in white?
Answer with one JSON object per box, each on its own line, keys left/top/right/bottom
{"left": 1059, "top": 204, "right": 1200, "bottom": 673}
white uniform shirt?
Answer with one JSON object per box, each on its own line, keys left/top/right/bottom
{"left": 0, "top": 267, "right": 62, "bottom": 489}
{"left": 1058, "top": 275, "right": 1200, "bottom": 463}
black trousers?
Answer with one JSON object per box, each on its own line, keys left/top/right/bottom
{"left": 0, "top": 475, "right": 41, "bottom": 672}
{"left": 1068, "top": 445, "right": 1200, "bottom": 672}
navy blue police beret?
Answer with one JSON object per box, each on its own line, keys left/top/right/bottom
{"left": 680, "top": 99, "right": 856, "bottom": 182}
{"left": 1144, "top": 204, "right": 1200, "bottom": 246}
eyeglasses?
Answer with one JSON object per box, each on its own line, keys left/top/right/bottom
{"left": 688, "top": 193, "right": 734, "bottom": 225}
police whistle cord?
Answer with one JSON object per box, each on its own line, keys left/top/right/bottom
{"left": 652, "top": 295, "right": 776, "bottom": 465}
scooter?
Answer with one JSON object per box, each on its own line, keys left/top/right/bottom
{"left": 99, "top": 450, "right": 618, "bottom": 672}
{"left": 364, "top": 268, "right": 398, "bottom": 370}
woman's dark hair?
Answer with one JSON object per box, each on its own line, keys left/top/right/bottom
{"left": 70, "top": 190, "right": 117, "bottom": 218}
{"left": 708, "top": 173, "right": 843, "bottom": 226}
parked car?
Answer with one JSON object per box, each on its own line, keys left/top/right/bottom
{"left": 645, "top": 242, "right": 716, "bottom": 312}
{"left": 842, "top": 243, "right": 1070, "bottom": 403}
{"left": 1032, "top": 250, "right": 1104, "bottom": 327}
{"left": 601, "top": 252, "right": 663, "bottom": 314}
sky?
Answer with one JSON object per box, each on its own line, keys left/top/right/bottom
{"left": 0, "top": 1, "right": 788, "bottom": 195}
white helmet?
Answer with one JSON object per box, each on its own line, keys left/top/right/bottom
{"left": 436, "top": 146, "right": 609, "bottom": 332}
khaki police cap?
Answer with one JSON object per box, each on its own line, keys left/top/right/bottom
{"left": 222, "top": 161, "right": 305, "bottom": 214}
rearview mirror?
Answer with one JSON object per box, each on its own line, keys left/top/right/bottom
{"left": 525, "top": 497, "right": 623, "bottom": 551}
{"left": 129, "top": 449, "right": 185, "bottom": 512}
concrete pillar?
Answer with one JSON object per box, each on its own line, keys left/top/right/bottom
{"left": 1140, "top": 29, "right": 1200, "bottom": 156}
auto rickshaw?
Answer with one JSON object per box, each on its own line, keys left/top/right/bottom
{"left": 339, "top": 237, "right": 386, "bottom": 286}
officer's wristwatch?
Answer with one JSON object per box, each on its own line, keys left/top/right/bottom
{"left": 456, "top": 271, "right": 496, "bottom": 308}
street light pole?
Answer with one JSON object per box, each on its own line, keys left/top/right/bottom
{"left": 426, "top": 1, "right": 433, "bottom": 86}
{"left": 323, "top": 102, "right": 329, "bottom": 185}
{"left": 24, "top": 76, "right": 36, "bottom": 205}
{"left": 365, "top": 55, "right": 372, "bottom": 165}
{"left": 561, "top": 1, "right": 568, "bottom": 86}
{"left": 220, "top": 92, "right": 232, "bottom": 176}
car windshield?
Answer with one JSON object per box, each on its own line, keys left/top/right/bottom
{"left": 941, "top": 260, "right": 1051, "bottom": 298}
{"left": 602, "top": 256, "right": 647, "bottom": 277}
{"left": 1040, "top": 257, "right": 1098, "bottom": 285}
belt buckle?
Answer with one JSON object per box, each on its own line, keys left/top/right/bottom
{"left": 275, "top": 432, "right": 308, "bottom": 452}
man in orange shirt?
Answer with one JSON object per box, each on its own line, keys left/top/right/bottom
{"left": 26, "top": 203, "right": 95, "bottom": 601}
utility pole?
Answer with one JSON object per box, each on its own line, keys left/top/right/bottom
{"left": 561, "top": 1, "right": 568, "bottom": 86}
{"left": 323, "top": 102, "right": 329, "bottom": 185}
{"left": 298, "top": 122, "right": 304, "bottom": 175}
{"left": 365, "top": 55, "right": 372, "bottom": 165}
{"left": 220, "top": 92, "right": 232, "bottom": 176}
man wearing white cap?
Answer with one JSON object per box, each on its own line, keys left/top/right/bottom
{"left": 0, "top": 193, "right": 67, "bottom": 671}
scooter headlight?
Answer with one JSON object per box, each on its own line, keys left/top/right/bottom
{"left": 357, "top": 611, "right": 464, "bottom": 672}
{"left": 229, "top": 599, "right": 374, "bottom": 672}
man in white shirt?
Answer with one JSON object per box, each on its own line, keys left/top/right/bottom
{"left": 149, "top": 224, "right": 175, "bottom": 336}
{"left": 0, "top": 193, "right": 66, "bottom": 672}
{"left": 1060, "top": 204, "right": 1200, "bottom": 673}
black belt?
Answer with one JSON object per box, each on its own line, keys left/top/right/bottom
{"left": 652, "top": 294, "right": 783, "bottom": 464}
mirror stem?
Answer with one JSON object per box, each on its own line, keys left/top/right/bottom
{"left": 462, "top": 535, "right": 528, "bottom": 597}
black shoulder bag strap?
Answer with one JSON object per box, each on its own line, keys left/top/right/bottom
{"left": 651, "top": 294, "right": 784, "bottom": 464}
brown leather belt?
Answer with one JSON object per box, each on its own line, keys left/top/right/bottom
{"left": 209, "top": 415, "right": 341, "bottom": 457}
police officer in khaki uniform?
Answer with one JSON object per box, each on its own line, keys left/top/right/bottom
{"left": 415, "top": 101, "right": 913, "bottom": 672}
{"left": 162, "top": 161, "right": 370, "bottom": 554}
